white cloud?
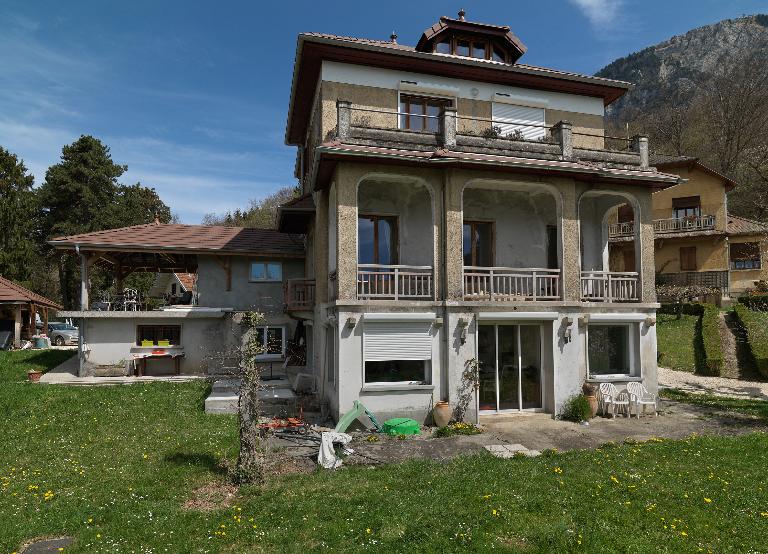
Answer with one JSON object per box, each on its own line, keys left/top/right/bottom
{"left": 569, "top": 0, "right": 624, "bottom": 27}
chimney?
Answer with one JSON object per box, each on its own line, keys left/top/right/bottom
{"left": 153, "top": 212, "right": 161, "bottom": 225}
{"left": 390, "top": 31, "right": 398, "bottom": 44}
{"left": 458, "top": 8, "right": 466, "bottom": 21}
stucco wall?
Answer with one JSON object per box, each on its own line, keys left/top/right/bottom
{"left": 463, "top": 187, "right": 557, "bottom": 267}
{"left": 729, "top": 235, "right": 768, "bottom": 293}
{"left": 358, "top": 179, "right": 434, "bottom": 267}
{"left": 655, "top": 236, "right": 728, "bottom": 273}
{"left": 652, "top": 166, "right": 727, "bottom": 231}
{"left": 82, "top": 316, "right": 224, "bottom": 374}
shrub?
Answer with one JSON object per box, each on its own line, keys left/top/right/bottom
{"left": 698, "top": 304, "right": 723, "bottom": 376}
{"left": 433, "top": 422, "right": 483, "bottom": 438}
{"left": 658, "top": 302, "right": 704, "bottom": 317}
{"left": 734, "top": 304, "right": 768, "bottom": 377}
{"left": 558, "top": 394, "right": 592, "bottom": 422}
{"left": 737, "top": 294, "right": 768, "bottom": 311}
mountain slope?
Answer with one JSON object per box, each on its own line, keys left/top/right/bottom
{"left": 597, "top": 14, "right": 768, "bottom": 119}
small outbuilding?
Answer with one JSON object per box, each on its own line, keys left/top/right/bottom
{"left": 0, "top": 276, "right": 62, "bottom": 349}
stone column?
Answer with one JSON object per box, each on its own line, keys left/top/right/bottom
{"left": 13, "top": 305, "right": 21, "bottom": 347}
{"left": 442, "top": 107, "right": 457, "bottom": 148}
{"left": 334, "top": 167, "right": 358, "bottom": 301}
{"left": 313, "top": 189, "right": 329, "bottom": 304}
{"left": 631, "top": 135, "right": 650, "bottom": 169}
{"left": 560, "top": 181, "right": 581, "bottom": 301}
{"left": 637, "top": 193, "right": 657, "bottom": 302}
{"left": 80, "top": 253, "right": 90, "bottom": 310}
{"left": 443, "top": 170, "right": 464, "bottom": 301}
{"left": 552, "top": 120, "right": 573, "bottom": 159}
{"left": 336, "top": 100, "right": 351, "bottom": 140}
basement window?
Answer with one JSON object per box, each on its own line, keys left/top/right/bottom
{"left": 255, "top": 326, "right": 285, "bottom": 359}
{"left": 363, "top": 320, "right": 432, "bottom": 384}
{"left": 587, "top": 324, "right": 637, "bottom": 379}
{"left": 730, "top": 242, "right": 762, "bottom": 270}
{"left": 137, "top": 325, "right": 181, "bottom": 347}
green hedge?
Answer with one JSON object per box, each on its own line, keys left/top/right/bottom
{"left": 699, "top": 304, "right": 723, "bottom": 376}
{"left": 737, "top": 294, "right": 768, "bottom": 311}
{"left": 659, "top": 303, "right": 723, "bottom": 375}
{"left": 734, "top": 304, "right": 768, "bottom": 377}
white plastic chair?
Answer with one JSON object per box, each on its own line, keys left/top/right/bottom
{"left": 627, "top": 381, "right": 658, "bottom": 418}
{"left": 598, "top": 382, "right": 630, "bottom": 418}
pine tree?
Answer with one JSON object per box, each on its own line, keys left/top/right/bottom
{"left": 0, "top": 147, "right": 37, "bottom": 284}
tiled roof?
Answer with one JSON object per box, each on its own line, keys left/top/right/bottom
{"left": 727, "top": 214, "right": 768, "bottom": 236}
{"left": 279, "top": 192, "right": 315, "bottom": 211}
{"left": 651, "top": 155, "right": 737, "bottom": 189}
{"left": 49, "top": 223, "right": 305, "bottom": 257}
{"left": 175, "top": 273, "right": 196, "bottom": 291}
{"left": 298, "top": 32, "right": 630, "bottom": 87}
{"left": 0, "top": 276, "right": 62, "bottom": 309}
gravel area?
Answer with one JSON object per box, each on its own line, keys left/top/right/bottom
{"left": 658, "top": 366, "right": 768, "bottom": 400}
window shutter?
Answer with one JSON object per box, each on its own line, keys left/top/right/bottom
{"left": 364, "top": 321, "right": 432, "bottom": 361}
{"left": 680, "top": 247, "right": 697, "bottom": 271}
{"left": 672, "top": 196, "right": 701, "bottom": 209}
{"left": 492, "top": 103, "right": 546, "bottom": 140}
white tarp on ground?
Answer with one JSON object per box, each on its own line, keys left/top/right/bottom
{"left": 317, "top": 432, "right": 352, "bottom": 469}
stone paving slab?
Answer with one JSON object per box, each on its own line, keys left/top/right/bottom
{"left": 483, "top": 444, "right": 541, "bottom": 458}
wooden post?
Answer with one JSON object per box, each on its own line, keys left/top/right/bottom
{"left": 14, "top": 305, "right": 22, "bottom": 347}
{"left": 30, "top": 304, "right": 36, "bottom": 337}
{"left": 43, "top": 307, "right": 49, "bottom": 336}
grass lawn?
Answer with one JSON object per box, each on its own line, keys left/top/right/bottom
{"left": 0, "top": 349, "right": 77, "bottom": 382}
{"left": 3, "top": 353, "right": 768, "bottom": 552}
{"left": 656, "top": 313, "right": 698, "bottom": 372}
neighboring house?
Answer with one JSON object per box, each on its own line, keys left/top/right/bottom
{"left": 276, "top": 11, "right": 681, "bottom": 422}
{"left": 149, "top": 272, "right": 198, "bottom": 304}
{"left": 608, "top": 156, "right": 768, "bottom": 297}
{"left": 0, "top": 276, "right": 61, "bottom": 348}
{"left": 50, "top": 223, "right": 306, "bottom": 376}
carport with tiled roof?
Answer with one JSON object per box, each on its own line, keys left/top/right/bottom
{"left": 0, "top": 276, "right": 62, "bottom": 348}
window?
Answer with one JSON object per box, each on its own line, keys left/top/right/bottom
{"left": 588, "top": 324, "right": 634, "bottom": 377}
{"left": 171, "top": 283, "right": 177, "bottom": 295}
{"left": 399, "top": 94, "right": 451, "bottom": 133}
{"left": 137, "top": 325, "right": 181, "bottom": 347}
{"left": 363, "top": 320, "right": 432, "bottom": 384}
{"left": 492, "top": 103, "right": 546, "bottom": 141}
{"left": 255, "top": 326, "right": 285, "bottom": 358}
{"left": 617, "top": 203, "right": 634, "bottom": 223}
{"left": 546, "top": 225, "right": 559, "bottom": 270}
{"left": 358, "top": 215, "right": 398, "bottom": 265}
{"left": 680, "top": 246, "right": 697, "bottom": 271}
{"left": 250, "top": 262, "right": 282, "bottom": 282}
{"left": 672, "top": 196, "right": 701, "bottom": 220}
{"left": 730, "top": 242, "right": 762, "bottom": 270}
{"left": 432, "top": 36, "right": 508, "bottom": 62}
{"left": 463, "top": 221, "right": 494, "bottom": 266}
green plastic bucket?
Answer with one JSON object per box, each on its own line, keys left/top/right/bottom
{"left": 34, "top": 337, "right": 48, "bottom": 349}
{"left": 382, "top": 418, "right": 420, "bottom": 436}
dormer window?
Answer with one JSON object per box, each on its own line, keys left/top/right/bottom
{"left": 432, "top": 36, "right": 506, "bottom": 62}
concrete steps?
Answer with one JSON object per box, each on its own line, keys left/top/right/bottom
{"left": 204, "top": 377, "right": 300, "bottom": 415}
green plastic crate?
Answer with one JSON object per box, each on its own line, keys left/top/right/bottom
{"left": 382, "top": 418, "right": 420, "bottom": 436}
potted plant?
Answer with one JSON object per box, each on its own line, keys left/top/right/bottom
{"left": 27, "top": 369, "right": 43, "bottom": 382}
{"left": 582, "top": 382, "right": 598, "bottom": 418}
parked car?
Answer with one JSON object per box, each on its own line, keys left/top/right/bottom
{"left": 47, "top": 322, "right": 79, "bottom": 346}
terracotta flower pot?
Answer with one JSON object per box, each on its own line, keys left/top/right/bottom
{"left": 433, "top": 401, "right": 452, "bottom": 428}
{"left": 585, "top": 395, "right": 598, "bottom": 418}
{"left": 27, "top": 370, "right": 42, "bottom": 383}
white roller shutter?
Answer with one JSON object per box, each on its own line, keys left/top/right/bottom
{"left": 363, "top": 321, "right": 432, "bottom": 361}
{"left": 492, "top": 103, "right": 546, "bottom": 140}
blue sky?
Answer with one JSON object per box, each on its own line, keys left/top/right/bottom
{"left": 1, "top": 0, "right": 766, "bottom": 223}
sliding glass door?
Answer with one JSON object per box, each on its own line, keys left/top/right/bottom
{"left": 477, "top": 324, "right": 542, "bottom": 413}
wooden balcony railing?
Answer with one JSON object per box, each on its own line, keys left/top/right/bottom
{"left": 581, "top": 271, "right": 639, "bottom": 302}
{"left": 357, "top": 264, "right": 433, "bottom": 300}
{"left": 463, "top": 267, "right": 561, "bottom": 301}
{"left": 607, "top": 221, "right": 635, "bottom": 237}
{"left": 284, "top": 279, "right": 315, "bottom": 311}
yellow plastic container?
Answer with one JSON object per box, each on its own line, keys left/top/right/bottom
{"left": 141, "top": 340, "right": 154, "bottom": 347}
{"left": 157, "top": 340, "right": 170, "bottom": 347}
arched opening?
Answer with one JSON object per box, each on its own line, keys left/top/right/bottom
{"left": 462, "top": 180, "right": 561, "bottom": 301}
{"left": 356, "top": 176, "right": 435, "bottom": 300}
{"left": 579, "top": 191, "right": 640, "bottom": 302}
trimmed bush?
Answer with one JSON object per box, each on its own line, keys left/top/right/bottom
{"left": 698, "top": 304, "right": 723, "bottom": 376}
{"left": 737, "top": 294, "right": 768, "bottom": 311}
{"left": 558, "top": 394, "right": 592, "bottom": 422}
{"left": 734, "top": 304, "right": 768, "bottom": 377}
{"left": 658, "top": 302, "right": 705, "bottom": 317}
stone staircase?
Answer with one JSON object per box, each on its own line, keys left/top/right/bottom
{"left": 204, "top": 376, "right": 302, "bottom": 416}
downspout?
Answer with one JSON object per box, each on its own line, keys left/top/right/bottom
{"left": 441, "top": 173, "right": 450, "bottom": 404}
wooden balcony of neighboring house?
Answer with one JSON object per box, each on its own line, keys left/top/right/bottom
{"left": 580, "top": 271, "right": 640, "bottom": 303}
{"left": 463, "top": 267, "right": 561, "bottom": 301}
{"left": 357, "top": 264, "right": 434, "bottom": 301}
{"left": 284, "top": 278, "right": 316, "bottom": 313}
{"left": 608, "top": 215, "right": 717, "bottom": 239}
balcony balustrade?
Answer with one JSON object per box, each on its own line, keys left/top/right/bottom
{"left": 463, "top": 267, "right": 561, "bottom": 301}
{"left": 608, "top": 215, "right": 717, "bottom": 238}
{"left": 357, "top": 264, "right": 434, "bottom": 300}
{"left": 580, "top": 271, "right": 639, "bottom": 303}
{"left": 284, "top": 279, "right": 316, "bottom": 311}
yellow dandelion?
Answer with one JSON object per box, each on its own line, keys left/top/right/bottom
{"left": 704, "top": 498, "right": 712, "bottom": 503}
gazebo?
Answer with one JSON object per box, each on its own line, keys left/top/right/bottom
{"left": 0, "top": 276, "right": 62, "bottom": 349}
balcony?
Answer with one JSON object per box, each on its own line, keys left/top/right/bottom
{"left": 357, "top": 264, "right": 433, "bottom": 300}
{"left": 608, "top": 215, "right": 717, "bottom": 238}
{"left": 463, "top": 267, "right": 561, "bottom": 301}
{"left": 581, "top": 271, "right": 639, "bottom": 303}
{"left": 284, "top": 279, "right": 315, "bottom": 312}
